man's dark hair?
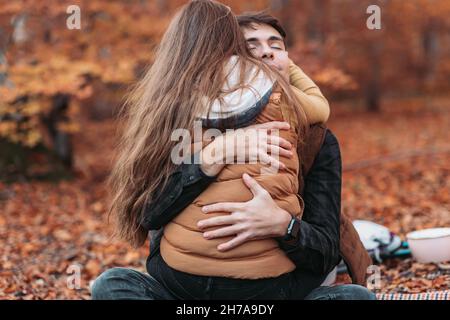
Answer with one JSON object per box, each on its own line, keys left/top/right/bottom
{"left": 236, "top": 11, "right": 287, "bottom": 44}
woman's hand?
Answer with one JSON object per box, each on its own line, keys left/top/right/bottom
{"left": 200, "top": 121, "right": 293, "bottom": 177}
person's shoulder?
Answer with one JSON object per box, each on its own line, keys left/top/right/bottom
{"left": 313, "top": 128, "right": 340, "bottom": 164}
{"left": 323, "top": 129, "right": 338, "bottom": 146}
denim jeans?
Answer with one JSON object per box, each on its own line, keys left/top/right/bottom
{"left": 91, "top": 254, "right": 376, "bottom": 300}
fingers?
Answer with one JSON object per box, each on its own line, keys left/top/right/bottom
{"left": 217, "top": 233, "right": 250, "bottom": 252}
{"left": 258, "top": 152, "right": 286, "bottom": 170}
{"left": 267, "top": 144, "right": 293, "bottom": 158}
{"left": 242, "top": 173, "right": 267, "bottom": 196}
{"left": 203, "top": 225, "right": 241, "bottom": 239}
{"left": 267, "top": 135, "right": 292, "bottom": 150}
{"left": 197, "top": 215, "right": 237, "bottom": 229}
{"left": 202, "top": 202, "right": 244, "bottom": 214}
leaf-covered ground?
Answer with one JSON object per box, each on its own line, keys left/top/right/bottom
{"left": 0, "top": 98, "right": 449, "bottom": 299}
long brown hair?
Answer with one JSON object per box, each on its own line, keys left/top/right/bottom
{"left": 108, "top": 0, "right": 308, "bottom": 248}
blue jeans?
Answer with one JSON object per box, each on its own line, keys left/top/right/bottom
{"left": 303, "top": 284, "right": 376, "bottom": 300}
{"left": 91, "top": 260, "right": 376, "bottom": 300}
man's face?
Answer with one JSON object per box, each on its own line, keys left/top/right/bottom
{"left": 241, "top": 23, "right": 289, "bottom": 74}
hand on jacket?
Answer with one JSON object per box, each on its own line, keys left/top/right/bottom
{"left": 197, "top": 173, "right": 292, "bottom": 251}
{"left": 200, "top": 121, "right": 293, "bottom": 177}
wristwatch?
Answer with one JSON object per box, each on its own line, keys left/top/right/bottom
{"left": 282, "top": 216, "right": 301, "bottom": 244}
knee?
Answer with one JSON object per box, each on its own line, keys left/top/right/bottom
{"left": 90, "top": 267, "right": 128, "bottom": 300}
{"left": 341, "top": 284, "right": 377, "bottom": 300}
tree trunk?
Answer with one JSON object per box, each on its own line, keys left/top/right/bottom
{"left": 421, "top": 19, "right": 439, "bottom": 83}
{"left": 366, "top": 42, "right": 381, "bottom": 112}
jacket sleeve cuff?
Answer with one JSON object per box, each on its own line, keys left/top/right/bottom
{"left": 180, "top": 152, "right": 217, "bottom": 187}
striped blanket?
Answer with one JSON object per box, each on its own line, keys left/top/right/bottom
{"left": 376, "top": 291, "right": 450, "bottom": 300}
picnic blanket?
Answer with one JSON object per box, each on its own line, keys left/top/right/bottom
{"left": 376, "top": 291, "right": 450, "bottom": 300}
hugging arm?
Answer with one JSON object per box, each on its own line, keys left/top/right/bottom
{"left": 140, "top": 160, "right": 216, "bottom": 231}
{"left": 289, "top": 61, "right": 330, "bottom": 124}
{"left": 140, "top": 130, "right": 342, "bottom": 276}
{"left": 140, "top": 121, "right": 291, "bottom": 231}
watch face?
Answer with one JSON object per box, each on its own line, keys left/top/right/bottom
{"left": 284, "top": 218, "right": 300, "bottom": 244}
{"left": 292, "top": 218, "right": 301, "bottom": 238}
{"left": 283, "top": 217, "right": 299, "bottom": 242}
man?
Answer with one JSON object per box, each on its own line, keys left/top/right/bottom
{"left": 92, "top": 12, "right": 374, "bottom": 300}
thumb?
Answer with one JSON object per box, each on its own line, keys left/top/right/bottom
{"left": 242, "top": 173, "right": 265, "bottom": 197}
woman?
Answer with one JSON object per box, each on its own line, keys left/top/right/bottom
{"left": 91, "top": 0, "right": 344, "bottom": 300}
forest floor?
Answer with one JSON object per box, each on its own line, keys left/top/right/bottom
{"left": 0, "top": 96, "right": 449, "bottom": 299}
